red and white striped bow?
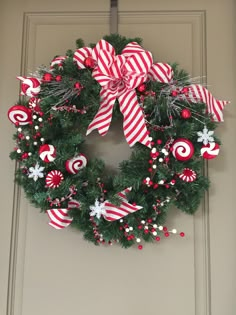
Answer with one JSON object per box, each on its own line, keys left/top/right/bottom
{"left": 74, "top": 39, "right": 173, "bottom": 147}
{"left": 47, "top": 208, "right": 73, "bottom": 229}
{"left": 178, "top": 84, "right": 229, "bottom": 122}
{"left": 103, "top": 187, "right": 142, "bottom": 221}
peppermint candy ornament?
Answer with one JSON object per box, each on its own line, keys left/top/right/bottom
{"left": 201, "top": 142, "right": 220, "bottom": 159}
{"left": 179, "top": 168, "right": 197, "bottom": 182}
{"left": 65, "top": 154, "right": 87, "bottom": 174}
{"left": 17, "top": 76, "right": 41, "bottom": 97}
{"left": 39, "top": 144, "right": 56, "bottom": 163}
{"left": 50, "top": 56, "right": 67, "bottom": 69}
{"left": 172, "top": 138, "right": 194, "bottom": 161}
{"left": 8, "top": 105, "right": 32, "bottom": 125}
{"left": 46, "top": 170, "right": 64, "bottom": 188}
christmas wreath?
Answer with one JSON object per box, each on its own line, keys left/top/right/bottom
{"left": 8, "top": 34, "right": 229, "bottom": 249}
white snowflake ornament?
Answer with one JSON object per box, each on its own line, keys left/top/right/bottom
{"left": 89, "top": 199, "right": 106, "bottom": 219}
{"left": 28, "top": 162, "right": 45, "bottom": 181}
{"left": 197, "top": 126, "right": 214, "bottom": 145}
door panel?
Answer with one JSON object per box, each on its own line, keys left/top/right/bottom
{"left": 1, "top": 1, "right": 235, "bottom": 315}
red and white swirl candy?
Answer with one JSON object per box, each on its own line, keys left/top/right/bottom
{"left": 39, "top": 144, "right": 56, "bottom": 163}
{"left": 172, "top": 138, "right": 194, "bottom": 161}
{"left": 17, "top": 76, "right": 41, "bottom": 97}
{"left": 8, "top": 105, "right": 32, "bottom": 125}
{"left": 46, "top": 170, "right": 64, "bottom": 188}
{"left": 201, "top": 142, "right": 220, "bottom": 159}
{"left": 65, "top": 154, "right": 87, "bottom": 174}
{"left": 50, "top": 56, "right": 67, "bottom": 69}
{"left": 179, "top": 168, "right": 197, "bottom": 182}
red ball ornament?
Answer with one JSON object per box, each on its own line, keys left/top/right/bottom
{"left": 181, "top": 108, "right": 192, "bottom": 119}
{"left": 171, "top": 90, "right": 179, "bottom": 97}
{"left": 137, "top": 83, "right": 146, "bottom": 93}
{"left": 181, "top": 87, "right": 189, "bottom": 95}
{"left": 84, "top": 57, "right": 95, "bottom": 68}
{"left": 42, "top": 73, "right": 54, "bottom": 82}
{"left": 46, "top": 170, "right": 64, "bottom": 188}
{"left": 55, "top": 75, "right": 62, "bottom": 82}
{"left": 74, "top": 82, "right": 82, "bottom": 90}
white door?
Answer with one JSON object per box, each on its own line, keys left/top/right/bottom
{"left": 1, "top": 1, "right": 235, "bottom": 315}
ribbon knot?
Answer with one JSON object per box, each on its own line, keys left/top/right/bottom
{"left": 73, "top": 39, "right": 173, "bottom": 147}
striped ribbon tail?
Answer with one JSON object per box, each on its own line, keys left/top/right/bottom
{"left": 46, "top": 208, "right": 73, "bottom": 229}
{"left": 119, "top": 90, "right": 151, "bottom": 147}
{"left": 86, "top": 89, "right": 116, "bottom": 136}
{"left": 185, "top": 84, "right": 229, "bottom": 122}
{"left": 104, "top": 188, "right": 143, "bottom": 221}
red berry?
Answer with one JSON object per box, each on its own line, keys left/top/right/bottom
{"left": 138, "top": 245, "right": 143, "bottom": 250}
{"left": 163, "top": 226, "right": 168, "bottom": 232}
{"left": 147, "top": 218, "right": 152, "bottom": 223}
{"left": 153, "top": 183, "right": 159, "bottom": 189}
{"left": 138, "top": 225, "right": 143, "bottom": 230}
{"left": 180, "top": 232, "right": 185, "bottom": 237}
{"left": 119, "top": 226, "right": 123, "bottom": 230}
{"left": 171, "top": 90, "right": 178, "bottom": 97}
{"left": 164, "top": 232, "right": 170, "bottom": 237}
{"left": 157, "top": 139, "right": 162, "bottom": 145}
{"left": 144, "top": 229, "right": 149, "bottom": 234}
{"left": 148, "top": 168, "right": 152, "bottom": 172}
{"left": 137, "top": 83, "right": 146, "bottom": 93}
{"left": 149, "top": 160, "right": 153, "bottom": 164}
{"left": 151, "top": 228, "right": 155, "bottom": 232}
{"left": 165, "top": 184, "right": 170, "bottom": 189}
{"left": 74, "top": 82, "right": 82, "bottom": 89}
{"left": 155, "top": 236, "right": 161, "bottom": 241}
